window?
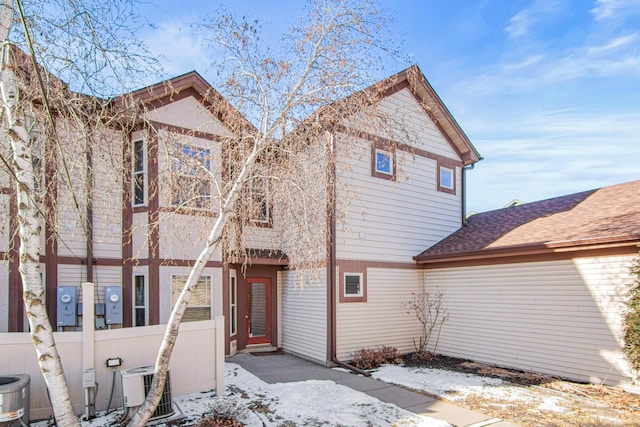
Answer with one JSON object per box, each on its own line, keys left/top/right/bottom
{"left": 250, "top": 175, "right": 270, "bottom": 224}
{"left": 229, "top": 270, "right": 237, "bottom": 336}
{"left": 133, "top": 274, "right": 147, "bottom": 326}
{"left": 132, "top": 139, "right": 146, "bottom": 206}
{"left": 344, "top": 273, "right": 363, "bottom": 297}
{"left": 438, "top": 165, "right": 455, "bottom": 193}
{"left": 172, "top": 145, "right": 212, "bottom": 209}
{"left": 171, "top": 275, "right": 211, "bottom": 322}
{"left": 371, "top": 144, "right": 395, "bottom": 180}
{"left": 374, "top": 149, "right": 393, "bottom": 175}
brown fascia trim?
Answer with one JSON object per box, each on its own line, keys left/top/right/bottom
{"left": 335, "top": 124, "right": 464, "bottom": 168}
{"left": 403, "top": 65, "right": 481, "bottom": 166}
{"left": 415, "top": 235, "right": 640, "bottom": 266}
{"left": 148, "top": 120, "right": 224, "bottom": 143}
{"left": 122, "top": 71, "right": 256, "bottom": 136}
{"left": 159, "top": 259, "right": 224, "bottom": 268}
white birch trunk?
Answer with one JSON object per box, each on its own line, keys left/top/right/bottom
{"left": 1, "top": 28, "right": 80, "bottom": 426}
{"left": 128, "top": 138, "right": 266, "bottom": 426}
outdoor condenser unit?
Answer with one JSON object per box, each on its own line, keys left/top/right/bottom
{"left": 121, "top": 366, "right": 174, "bottom": 420}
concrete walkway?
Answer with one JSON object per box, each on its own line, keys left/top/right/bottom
{"left": 228, "top": 352, "right": 519, "bottom": 427}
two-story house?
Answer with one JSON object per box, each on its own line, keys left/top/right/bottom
{"left": 1, "top": 63, "right": 480, "bottom": 364}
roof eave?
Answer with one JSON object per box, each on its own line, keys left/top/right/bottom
{"left": 414, "top": 234, "right": 640, "bottom": 264}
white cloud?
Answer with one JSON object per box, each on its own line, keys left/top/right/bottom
{"left": 142, "top": 21, "right": 210, "bottom": 77}
{"left": 588, "top": 33, "right": 639, "bottom": 55}
{"left": 591, "top": 0, "right": 640, "bottom": 21}
{"left": 505, "top": 0, "right": 565, "bottom": 39}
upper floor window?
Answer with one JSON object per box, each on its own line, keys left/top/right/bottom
{"left": 171, "top": 275, "right": 212, "bottom": 322}
{"left": 371, "top": 144, "right": 395, "bottom": 181}
{"left": 375, "top": 149, "right": 393, "bottom": 175}
{"left": 132, "top": 139, "right": 146, "bottom": 206}
{"left": 438, "top": 165, "right": 455, "bottom": 194}
{"left": 172, "top": 145, "right": 212, "bottom": 209}
{"left": 250, "top": 174, "right": 271, "bottom": 224}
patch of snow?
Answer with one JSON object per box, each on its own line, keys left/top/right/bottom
{"left": 372, "top": 365, "right": 503, "bottom": 401}
{"left": 537, "top": 396, "right": 567, "bottom": 413}
{"left": 33, "top": 363, "right": 451, "bottom": 427}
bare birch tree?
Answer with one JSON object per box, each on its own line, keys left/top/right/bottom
{"left": 0, "top": 0, "right": 158, "bottom": 425}
{"left": 128, "top": 0, "right": 406, "bottom": 424}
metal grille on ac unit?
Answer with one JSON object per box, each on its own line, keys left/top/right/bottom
{"left": 121, "top": 366, "right": 174, "bottom": 420}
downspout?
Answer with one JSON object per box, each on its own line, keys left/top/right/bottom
{"left": 325, "top": 131, "right": 370, "bottom": 377}
{"left": 461, "top": 163, "right": 475, "bottom": 226}
{"left": 325, "top": 131, "right": 336, "bottom": 365}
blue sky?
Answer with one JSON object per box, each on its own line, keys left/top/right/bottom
{"left": 138, "top": 0, "right": 640, "bottom": 214}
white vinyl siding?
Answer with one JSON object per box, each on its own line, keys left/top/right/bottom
{"left": 425, "top": 255, "right": 637, "bottom": 388}
{"left": 280, "top": 269, "right": 327, "bottom": 363}
{"left": 0, "top": 260, "right": 8, "bottom": 332}
{"left": 336, "top": 268, "right": 422, "bottom": 360}
{"left": 336, "top": 144, "right": 461, "bottom": 262}
{"left": 348, "top": 88, "right": 459, "bottom": 158}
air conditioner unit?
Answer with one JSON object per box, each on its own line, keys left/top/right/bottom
{"left": 121, "top": 366, "right": 174, "bottom": 420}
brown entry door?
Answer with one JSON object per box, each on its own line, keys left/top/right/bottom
{"left": 246, "top": 278, "right": 270, "bottom": 345}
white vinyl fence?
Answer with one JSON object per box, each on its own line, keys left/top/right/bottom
{"left": 0, "top": 282, "right": 225, "bottom": 421}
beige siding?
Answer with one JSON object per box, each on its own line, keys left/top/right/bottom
{"left": 131, "top": 212, "right": 149, "bottom": 259}
{"left": 91, "top": 132, "right": 123, "bottom": 259}
{"left": 241, "top": 224, "right": 282, "bottom": 252}
{"left": 336, "top": 268, "right": 422, "bottom": 360}
{"left": 0, "top": 260, "right": 7, "bottom": 332}
{"left": 336, "top": 140, "right": 461, "bottom": 262}
{"left": 58, "top": 265, "right": 85, "bottom": 286}
{"left": 0, "top": 194, "right": 8, "bottom": 250}
{"left": 146, "top": 96, "right": 233, "bottom": 137}
{"left": 158, "top": 212, "right": 222, "bottom": 261}
{"left": 426, "top": 255, "right": 637, "bottom": 388}
{"left": 374, "top": 88, "right": 459, "bottom": 158}
{"left": 280, "top": 269, "right": 327, "bottom": 363}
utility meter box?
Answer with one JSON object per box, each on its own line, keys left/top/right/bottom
{"left": 56, "top": 286, "right": 77, "bottom": 327}
{"left": 105, "top": 287, "right": 123, "bottom": 325}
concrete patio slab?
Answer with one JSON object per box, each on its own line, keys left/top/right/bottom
{"left": 228, "top": 352, "right": 516, "bottom": 427}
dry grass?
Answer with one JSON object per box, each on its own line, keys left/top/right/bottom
{"left": 407, "top": 354, "right": 640, "bottom": 427}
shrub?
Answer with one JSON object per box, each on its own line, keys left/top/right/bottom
{"left": 352, "top": 346, "right": 403, "bottom": 370}
{"left": 403, "top": 288, "right": 449, "bottom": 358}
{"left": 196, "top": 399, "right": 246, "bottom": 427}
{"left": 624, "top": 255, "right": 640, "bottom": 375}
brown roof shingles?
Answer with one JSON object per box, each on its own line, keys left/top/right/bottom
{"left": 416, "top": 180, "right": 640, "bottom": 261}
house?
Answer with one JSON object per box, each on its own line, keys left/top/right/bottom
{"left": 1, "top": 64, "right": 481, "bottom": 361}
{"left": 415, "top": 180, "right": 640, "bottom": 389}
{"left": 275, "top": 65, "right": 481, "bottom": 363}
{"left": 4, "top": 53, "right": 636, "bottom": 398}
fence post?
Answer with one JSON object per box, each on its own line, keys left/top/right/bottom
{"left": 214, "top": 316, "right": 225, "bottom": 396}
{"left": 81, "top": 282, "right": 96, "bottom": 418}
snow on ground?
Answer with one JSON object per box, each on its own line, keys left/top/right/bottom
{"left": 33, "top": 363, "right": 450, "bottom": 427}
{"left": 199, "top": 362, "right": 450, "bottom": 426}
{"left": 372, "top": 364, "right": 570, "bottom": 413}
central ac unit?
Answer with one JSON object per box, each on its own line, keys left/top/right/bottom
{"left": 121, "top": 366, "right": 174, "bottom": 420}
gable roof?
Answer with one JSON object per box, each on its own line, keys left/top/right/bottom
{"left": 119, "top": 71, "right": 256, "bottom": 134}
{"left": 398, "top": 65, "right": 481, "bottom": 165}
{"left": 415, "top": 179, "right": 640, "bottom": 264}
{"left": 295, "top": 64, "right": 481, "bottom": 166}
